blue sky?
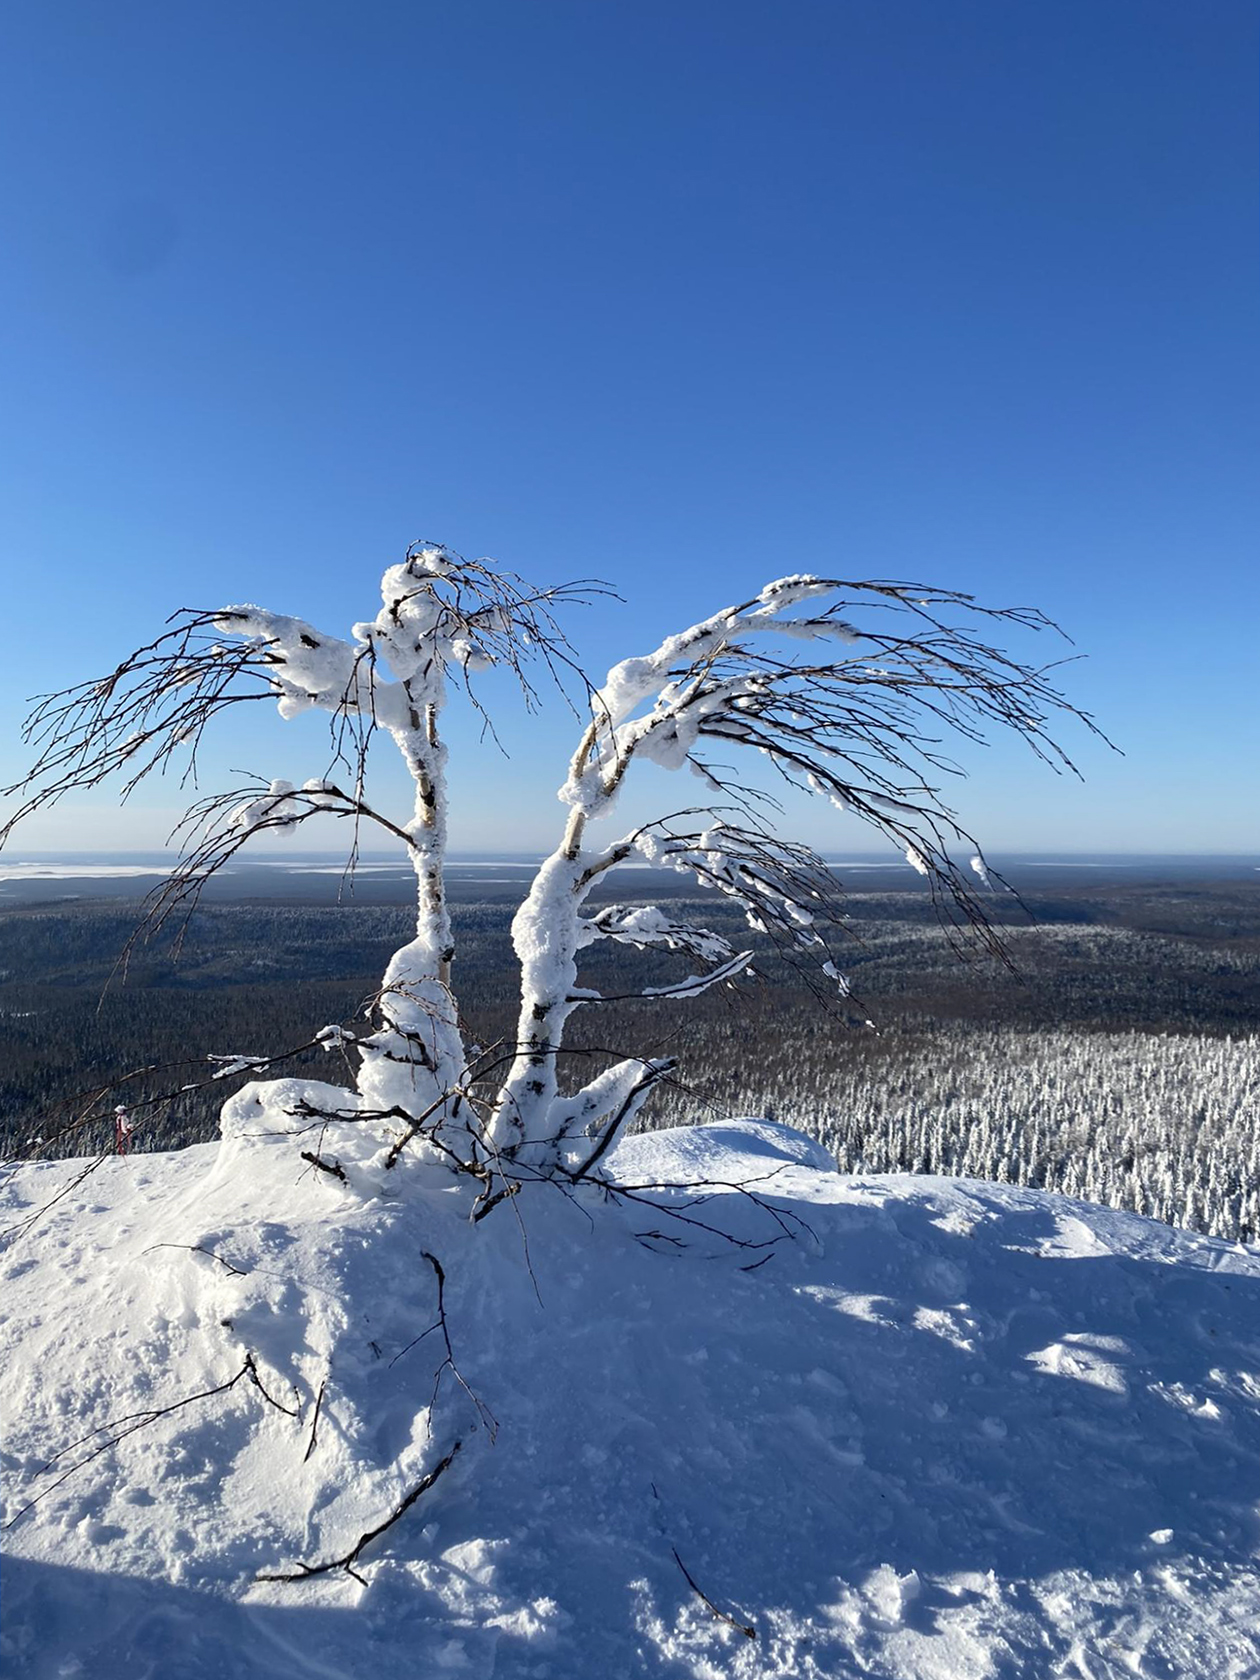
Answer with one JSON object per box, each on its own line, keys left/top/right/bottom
{"left": 1, "top": 1, "right": 1256, "bottom": 857}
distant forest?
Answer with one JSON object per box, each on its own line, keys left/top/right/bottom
{"left": 1, "top": 875, "right": 1257, "bottom": 1243}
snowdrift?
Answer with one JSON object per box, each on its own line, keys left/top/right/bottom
{"left": 2, "top": 1119, "right": 1258, "bottom": 1679}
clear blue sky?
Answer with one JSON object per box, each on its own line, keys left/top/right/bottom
{"left": 1, "top": 1, "right": 1256, "bottom": 857}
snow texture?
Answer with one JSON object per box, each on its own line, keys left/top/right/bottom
{"left": 3, "top": 1120, "right": 1258, "bottom": 1679}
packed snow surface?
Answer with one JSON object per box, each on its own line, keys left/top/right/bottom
{"left": 2, "top": 1120, "right": 1258, "bottom": 1679}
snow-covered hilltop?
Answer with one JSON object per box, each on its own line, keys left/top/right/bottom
{"left": 3, "top": 1119, "right": 1257, "bottom": 1680}
{"left": 7, "top": 547, "right": 1186, "bottom": 1676}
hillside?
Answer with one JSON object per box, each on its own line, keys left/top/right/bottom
{"left": 2, "top": 1118, "right": 1258, "bottom": 1679}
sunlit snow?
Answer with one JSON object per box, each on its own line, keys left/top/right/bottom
{"left": 2, "top": 1119, "right": 1257, "bottom": 1679}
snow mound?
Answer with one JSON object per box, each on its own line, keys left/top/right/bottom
{"left": 2, "top": 1120, "right": 1258, "bottom": 1679}
{"left": 614, "top": 1116, "right": 839, "bottom": 1179}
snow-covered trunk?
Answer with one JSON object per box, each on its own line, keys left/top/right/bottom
{"left": 489, "top": 809, "right": 589, "bottom": 1162}
{"left": 355, "top": 686, "right": 467, "bottom": 1130}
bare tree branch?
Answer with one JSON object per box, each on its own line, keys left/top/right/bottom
{"left": 5, "top": 1353, "right": 298, "bottom": 1530}
{"left": 256, "top": 1439, "right": 464, "bottom": 1585}
{"left": 671, "top": 1547, "right": 758, "bottom": 1641}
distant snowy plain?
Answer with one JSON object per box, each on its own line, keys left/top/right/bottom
{"left": 2, "top": 1120, "right": 1258, "bottom": 1679}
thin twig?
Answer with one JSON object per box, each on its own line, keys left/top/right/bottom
{"left": 303, "top": 1379, "right": 327, "bottom": 1462}
{"left": 257, "top": 1438, "right": 464, "bottom": 1584}
{"left": 671, "top": 1547, "right": 758, "bottom": 1640}
{"left": 420, "top": 1251, "right": 498, "bottom": 1438}
{"left": 5, "top": 1354, "right": 291, "bottom": 1529}
{"left": 146, "top": 1242, "right": 248, "bottom": 1276}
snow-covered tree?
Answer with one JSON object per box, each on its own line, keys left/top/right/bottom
{"left": 1, "top": 542, "right": 1100, "bottom": 1208}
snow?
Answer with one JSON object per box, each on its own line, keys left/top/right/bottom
{"left": 0, "top": 864, "right": 173, "bottom": 881}
{"left": 2, "top": 1119, "right": 1258, "bottom": 1680}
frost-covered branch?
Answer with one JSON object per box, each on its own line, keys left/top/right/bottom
{"left": 490, "top": 573, "right": 1105, "bottom": 1169}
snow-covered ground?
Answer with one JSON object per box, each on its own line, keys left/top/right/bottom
{"left": 2, "top": 1119, "right": 1257, "bottom": 1679}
